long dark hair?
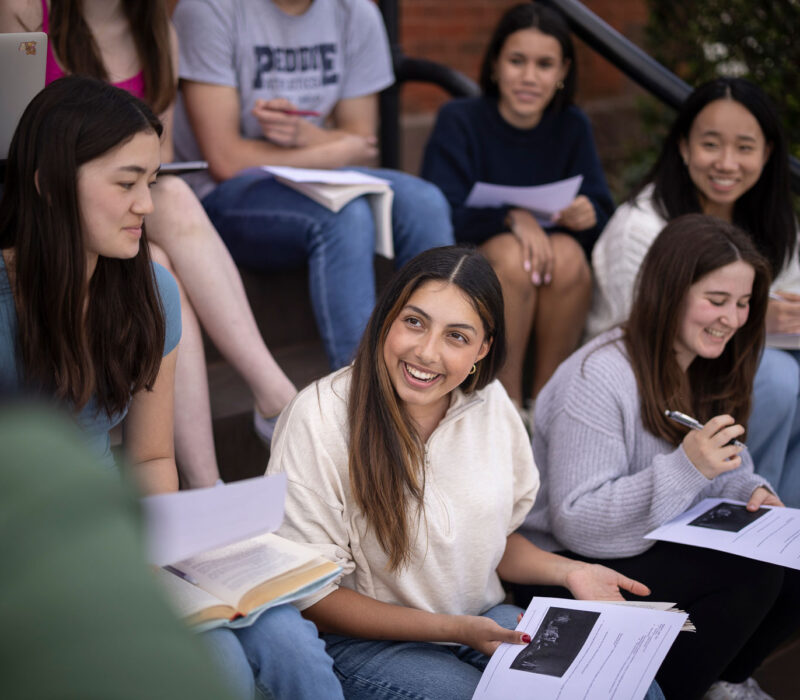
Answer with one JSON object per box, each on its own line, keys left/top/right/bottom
{"left": 348, "top": 246, "right": 506, "bottom": 570}
{"left": 640, "top": 78, "right": 795, "bottom": 279}
{"left": 624, "top": 214, "right": 770, "bottom": 445}
{"left": 0, "top": 76, "right": 166, "bottom": 417}
{"left": 50, "top": 0, "right": 175, "bottom": 113}
{"left": 479, "top": 2, "right": 576, "bottom": 114}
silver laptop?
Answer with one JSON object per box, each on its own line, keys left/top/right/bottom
{"left": 0, "top": 32, "right": 47, "bottom": 159}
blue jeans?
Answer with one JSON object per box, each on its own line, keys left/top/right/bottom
{"left": 322, "top": 603, "right": 665, "bottom": 700}
{"left": 749, "top": 348, "right": 800, "bottom": 507}
{"left": 201, "top": 168, "right": 453, "bottom": 369}
{"left": 203, "top": 604, "right": 343, "bottom": 700}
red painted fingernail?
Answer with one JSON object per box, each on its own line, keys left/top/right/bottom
{"left": 521, "top": 634, "right": 531, "bottom": 643}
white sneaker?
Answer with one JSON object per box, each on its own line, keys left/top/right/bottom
{"left": 703, "top": 678, "right": 774, "bottom": 700}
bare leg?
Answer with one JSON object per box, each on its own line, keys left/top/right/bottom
{"left": 146, "top": 176, "right": 296, "bottom": 417}
{"left": 479, "top": 234, "right": 537, "bottom": 405}
{"left": 531, "top": 234, "right": 592, "bottom": 398}
{"left": 149, "top": 242, "right": 220, "bottom": 488}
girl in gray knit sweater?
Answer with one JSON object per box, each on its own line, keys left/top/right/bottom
{"left": 516, "top": 215, "right": 800, "bottom": 700}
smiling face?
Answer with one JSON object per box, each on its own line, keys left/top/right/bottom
{"left": 494, "top": 28, "right": 569, "bottom": 129}
{"left": 674, "top": 259, "right": 755, "bottom": 371}
{"left": 382, "top": 281, "right": 491, "bottom": 431}
{"left": 679, "top": 99, "right": 770, "bottom": 221}
{"left": 76, "top": 130, "right": 161, "bottom": 275}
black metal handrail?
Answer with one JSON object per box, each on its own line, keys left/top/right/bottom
{"left": 540, "top": 0, "right": 692, "bottom": 109}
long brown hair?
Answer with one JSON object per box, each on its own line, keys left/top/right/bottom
{"left": 50, "top": 0, "right": 175, "bottom": 113}
{"left": 624, "top": 214, "right": 770, "bottom": 445}
{"left": 0, "top": 76, "right": 166, "bottom": 417}
{"left": 348, "top": 247, "right": 506, "bottom": 571}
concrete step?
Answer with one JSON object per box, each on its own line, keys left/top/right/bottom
{"left": 208, "top": 340, "right": 329, "bottom": 482}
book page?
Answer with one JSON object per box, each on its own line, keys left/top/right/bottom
{"left": 284, "top": 180, "right": 389, "bottom": 213}
{"left": 175, "top": 533, "right": 320, "bottom": 605}
{"left": 262, "top": 165, "right": 390, "bottom": 186}
{"left": 154, "top": 567, "right": 233, "bottom": 622}
{"left": 645, "top": 498, "right": 800, "bottom": 570}
{"left": 142, "top": 473, "right": 287, "bottom": 566}
{"left": 239, "top": 558, "right": 340, "bottom": 613}
{"left": 473, "top": 597, "right": 684, "bottom": 700}
{"left": 366, "top": 190, "right": 394, "bottom": 258}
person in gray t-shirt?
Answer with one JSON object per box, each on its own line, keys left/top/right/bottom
{"left": 173, "top": 0, "right": 454, "bottom": 369}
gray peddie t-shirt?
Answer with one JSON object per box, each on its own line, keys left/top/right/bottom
{"left": 172, "top": 0, "right": 394, "bottom": 198}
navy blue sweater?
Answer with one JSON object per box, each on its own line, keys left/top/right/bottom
{"left": 421, "top": 97, "right": 614, "bottom": 257}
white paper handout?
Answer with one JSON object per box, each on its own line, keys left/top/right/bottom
{"left": 142, "top": 473, "right": 287, "bottom": 566}
{"left": 473, "top": 597, "right": 685, "bottom": 700}
{"left": 463, "top": 175, "right": 583, "bottom": 227}
{"left": 645, "top": 498, "right": 800, "bottom": 570}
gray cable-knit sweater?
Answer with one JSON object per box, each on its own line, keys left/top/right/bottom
{"left": 518, "top": 329, "right": 771, "bottom": 558}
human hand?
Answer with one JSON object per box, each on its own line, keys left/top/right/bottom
{"left": 747, "top": 486, "right": 784, "bottom": 511}
{"left": 507, "top": 208, "right": 554, "bottom": 286}
{"left": 564, "top": 562, "right": 650, "bottom": 601}
{"left": 334, "top": 132, "right": 379, "bottom": 165}
{"left": 766, "top": 292, "right": 800, "bottom": 334}
{"left": 251, "top": 98, "right": 326, "bottom": 147}
{"left": 682, "top": 414, "right": 745, "bottom": 479}
{"left": 453, "top": 614, "right": 530, "bottom": 656}
{"left": 553, "top": 195, "right": 596, "bottom": 231}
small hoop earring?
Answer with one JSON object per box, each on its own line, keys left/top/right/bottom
{"left": 469, "top": 364, "right": 477, "bottom": 375}
{"left": 556, "top": 80, "right": 565, "bottom": 90}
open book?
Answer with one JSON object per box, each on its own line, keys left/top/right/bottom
{"left": 142, "top": 475, "right": 340, "bottom": 631}
{"left": 262, "top": 165, "right": 394, "bottom": 258}
{"left": 157, "top": 532, "right": 339, "bottom": 632}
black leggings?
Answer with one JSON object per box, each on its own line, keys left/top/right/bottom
{"left": 506, "top": 542, "right": 800, "bottom": 700}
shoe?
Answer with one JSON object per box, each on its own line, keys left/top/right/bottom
{"left": 703, "top": 678, "right": 774, "bottom": 700}
{"left": 253, "top": 408, "right": 279, "bottom": 447}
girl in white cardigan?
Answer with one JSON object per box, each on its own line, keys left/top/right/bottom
{"left": 268, "top": 246, "right": 660, "bottom": 700}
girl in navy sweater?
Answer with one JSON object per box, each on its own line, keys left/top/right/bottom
{"left": 422, "top": 2, "right": 613, "bottom": 408}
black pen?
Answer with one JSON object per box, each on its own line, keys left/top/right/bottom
{"left": 664, "top": 410, "right": 745, "bottom": 448}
